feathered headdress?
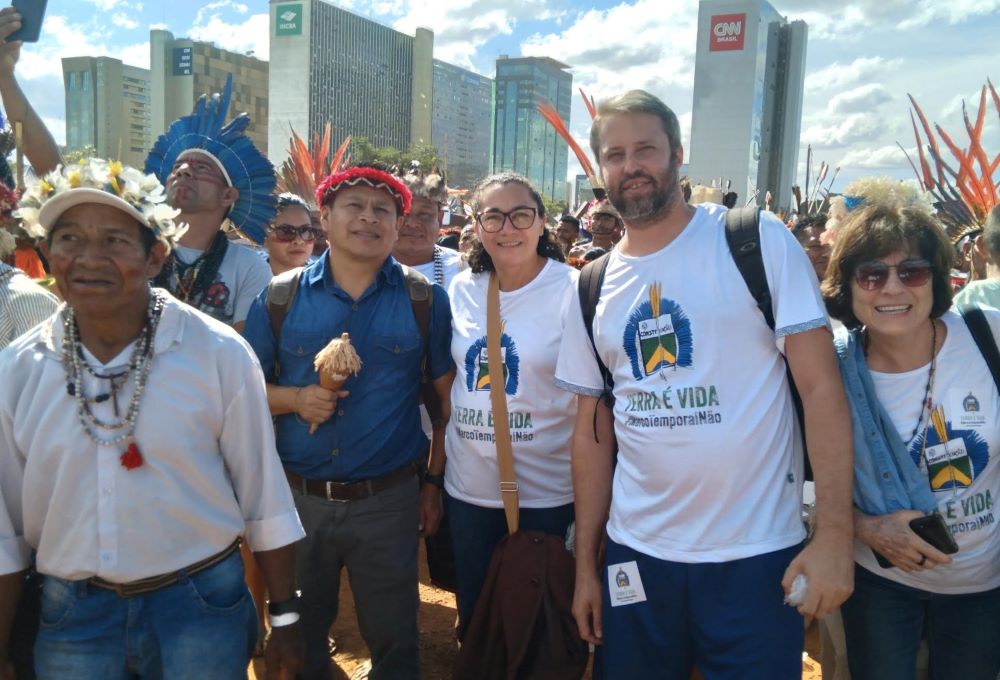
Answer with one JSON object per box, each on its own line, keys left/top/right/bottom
{"left": 144, "top": 73, "right": 276, "bottom": 244}
{"left": 15, "top": 159, "right": 185, "bottom": 245}
{"left": 537, "top": 88, "right": 606, "bottom": 200}
{"left": 901, "top": 81, "right": 999, "bottom": 243}
{"left": 276, "top": 122, "right": 351, "bottom": 210}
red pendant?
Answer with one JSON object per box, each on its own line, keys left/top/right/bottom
{"left": 120, "top": 442, "right": 144, "bottom": 470}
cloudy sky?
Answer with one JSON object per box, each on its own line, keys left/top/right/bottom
{"left": 18, "top": 0, "right": 1000, "bottom": 193}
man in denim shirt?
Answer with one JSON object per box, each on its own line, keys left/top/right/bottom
{"left": 244, "top": 164, "right": 454, "bottom": 679}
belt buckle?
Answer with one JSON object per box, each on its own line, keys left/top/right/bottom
{"left": 325, "top": 481, "right": 350, "bottom": 503}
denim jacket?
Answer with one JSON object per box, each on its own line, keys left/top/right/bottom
{"left": 834, "top": 326, "right": 938, "bottom": 516}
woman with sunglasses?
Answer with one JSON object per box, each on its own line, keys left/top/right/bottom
{"left": 264, "top": 193, "right": 322, "bottom": 275}
{"left": 439, "top": 172, "right": 577, "bottom": 635}
{"left": 822, "top": 196, "right": 1000, "bottom": 679}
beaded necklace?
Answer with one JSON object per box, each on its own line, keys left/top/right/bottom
{"left": 866, "top": 319, "right": 938, "bottom": 446}
{"left": 432, "top": 245, "right": 444, "bottom": 285}
{"left": 153, "top": 231, "right": 229, "bottom": 305}
{"left": 61, "top": 289, "right": 166, "bottom": 470}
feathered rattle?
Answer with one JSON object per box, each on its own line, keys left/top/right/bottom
{"left": 310, "top": 332, "right": 362, "bottom": 434}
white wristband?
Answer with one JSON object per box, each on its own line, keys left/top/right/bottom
{"left": 268, "top": 612, "right": 301, "bottom": 628}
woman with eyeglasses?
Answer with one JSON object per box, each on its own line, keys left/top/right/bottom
{"left": 821, "top": 195, "right": 1000, "bottom": 679}
{"left": 439, "top": 172, "right": 577, "bottom": 635}
{"left": 264, "top": 193, "right": 322, "bottom": 275}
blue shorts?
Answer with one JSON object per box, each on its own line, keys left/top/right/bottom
{"left": 600, "top": 538, "right": 804, "bottom": 680}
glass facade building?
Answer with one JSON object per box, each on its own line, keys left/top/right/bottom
{"left": 62, "top": 57, "right": 151, "bottom": 168}
{"left": 492, "top": 57, "right": 572, "bottom": 201}
{"left": 431, "top": 59, "right": 493, "bottom": 190}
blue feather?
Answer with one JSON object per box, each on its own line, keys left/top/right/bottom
{"left": 145, "top": 73, "right": 275, "bottom": 244}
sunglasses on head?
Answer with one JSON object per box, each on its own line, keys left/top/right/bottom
{"left": 270, "top": 224, "right": 321, "bottom": 242}
{"left": 854, "top": 258, "right": 933, "bottom": 291}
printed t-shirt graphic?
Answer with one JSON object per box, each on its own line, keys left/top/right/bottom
{"left": 623, "top": 282, "right": 693, "bottom": 380}
{"left": 444, "top": 260, "right": 578, "bottom": 509}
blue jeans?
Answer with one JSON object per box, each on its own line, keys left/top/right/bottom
{"left": 600, "top": 539, "right": 804, "bottom": 680}
{"left": 841, "top": 564, "right": 1000, "bottom": 680}
{"left": 34, "top": 549, "right": 256, "bottom": 680}
{"left": 446, "top": 495, "right": 574, "bottom": 633}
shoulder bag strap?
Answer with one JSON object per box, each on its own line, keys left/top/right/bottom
{"left": 959, "top": 303, "right": 1000, "bottom": 395}
{"left": 487, "top": 273, "right": 519, "bottom": 535}
{"left": 724, "top": 206, "right": 774, "bottom": 330}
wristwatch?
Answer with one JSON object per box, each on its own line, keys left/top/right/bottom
{"left": 423, "top": 472, "right": 445, "bottom": 489}
{"left": 267, "top": 590, "right": 302, "bottom": 617}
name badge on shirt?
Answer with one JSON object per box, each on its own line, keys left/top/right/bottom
{"left": 608, "top": 560, "right": 647, "bottom": 607}
{"left": 949, "top": 388, "right": 989, "bottom": 429}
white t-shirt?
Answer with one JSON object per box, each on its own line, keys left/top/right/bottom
{"left": 414, "top": 246, "right": 464, "bottom": 288}
{"left": 445, "top": 259, "right": 578, "bottom": 508}
{"left": 854, "top": 309, "right": 1000, "bottom": 594}
{"left": 172, "top": 242, "right": 273, "bottom": 326}
{"left": 555, "top": 204, "right": 828, "bottom": 562}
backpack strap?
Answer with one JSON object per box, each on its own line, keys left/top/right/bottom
{"left": 959, "top": 303, "right": 1000, "bottom": 395}
{"left": 724, "top": 206, "right": 775, "bottom": 330}
{"left": 265, "top": 266, "right": 303, "bottom": 379}
{"left": 400, "top": 264, "right": 444, "bottom": 428}
{"left": 579, "top": 252, "right": 615, "bottom": 407}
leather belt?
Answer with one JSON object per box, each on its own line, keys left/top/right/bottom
{"left": 88, "top": 537, "right": 242, "bottom": 598}
{"left": 285, "top": 462, "right": 418, "bottom": 502}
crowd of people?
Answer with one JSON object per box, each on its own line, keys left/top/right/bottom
{"left": 0, "top": 5, "right": 998, "bottom": 680}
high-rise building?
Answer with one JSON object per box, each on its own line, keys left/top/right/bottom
{"left": 61, "top": 57, "right": 152, "bottom": 168}
{"left": 149, "top": 29, "right": 269, "bottom": 154}
{"left": 492, "top": 56, "right": 572, "bottom": 201}
{"left": 688, "top": 0, "right": 807, "bottom": 210}
{"left": 432, "top": 59, "right": 493, "bottom": 190}
{"left": 268, "top": 0, "right": 433, "bottom": 167}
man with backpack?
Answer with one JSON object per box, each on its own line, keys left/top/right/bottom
{"left": 243, "top": 164, "right": 454, "bottom": 679}
{"left": 554, "top": 90, "right": 855, "bottom": 678}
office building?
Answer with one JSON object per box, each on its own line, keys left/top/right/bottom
{"left": 432, "top": 59, "right": 492, "bottom": 189}
{"left": 150, "top": 30, "right": 270, "bottom": 154}
{"left": 688, "top": 0, "right": 807, "bottom": 210}
{"left": 62, "top": 57, "right": 152, "bottom": 168}
{"left": 268, "top": 0, "right": 433, "bottom": 167}
{"left": 492, "top": 56, "right": 572, "bottom": 201}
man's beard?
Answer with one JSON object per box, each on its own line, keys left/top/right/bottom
{"left": 607, "top": 161, "right": 678, "bottom": 228}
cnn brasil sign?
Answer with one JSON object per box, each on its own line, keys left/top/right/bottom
{"left": 710, "top": 13, "right": 746, "bottom": 51}
{"left": 275, "top": 3, "right": 303, "bottom": 36}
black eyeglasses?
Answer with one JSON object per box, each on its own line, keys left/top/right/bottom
{"left": 854, "top": 259, "right": 933, "bottom": 291}
{"left": 475, "top": 207, "right": 537, "bottom": 233}
{"left": 270, "top": 224, "right": 321, "bottom": 242}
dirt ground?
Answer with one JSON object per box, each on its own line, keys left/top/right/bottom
{"left": 250, "top": 543, "right": 825, "bottom": 679}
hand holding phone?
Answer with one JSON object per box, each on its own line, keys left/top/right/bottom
{"left": 7, "top": 0, "right": 47, "bottom": 43}
{"left": 873, "top": 512, "right": 958, "bottom": 569}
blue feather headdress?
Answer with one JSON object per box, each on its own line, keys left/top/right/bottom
{"left": 144, "top": 74, "right": 276, "bottom": 244}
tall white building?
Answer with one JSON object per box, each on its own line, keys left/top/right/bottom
{"left": 688, "top": 0, "right": 807, "bottom": 210}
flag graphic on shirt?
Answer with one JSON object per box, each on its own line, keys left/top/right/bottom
{"left": 910, "top": 405, "right": 989, "bottom": 492}
{"left": 464, "top": 325, "right": 519, "bottom": 395}
{"left": 623, "top": 283, "right": 693, "bottom": 380}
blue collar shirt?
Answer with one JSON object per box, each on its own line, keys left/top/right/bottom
{"left": 244, "top": 255, "right": 454, "bottom": 481}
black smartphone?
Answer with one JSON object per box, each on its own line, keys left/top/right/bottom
{"left": 8, "top": 0, "right": 47, "bottom": 43}
{"left": 873, "top": 514, "right": 959, "bottom": 568}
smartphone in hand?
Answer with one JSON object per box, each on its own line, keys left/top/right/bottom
{"left": 8, "top": 0, "right": 48, "bottom": 43}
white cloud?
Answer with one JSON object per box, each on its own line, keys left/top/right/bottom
{"left": 389, "top": 0, "right": 568, "bottom": 71}
{"left": 188, "top": 12, "right": 269, "bottom": 60}
{"left": 837, "top": 144, "right": 909, "bottom": 170}
{"left": 787, "top": 0, "right": 1000, "bottom": 38}
{"left": 828, "top": 83, "right": 894, "bottom": 115}
{"left": 193, "top": 0, "right": 249, "bottom": 26}
{"left": 802, "top": 113, "right": 891, "bottom": 148}
{"left": 17, "top": 15, "right": 148, "bottom": 80}
{"left": 111, "top": 13, "right": 138, "bottom": 29}
{"left": 805, "top": 57, "right": 902, "bottom": 93}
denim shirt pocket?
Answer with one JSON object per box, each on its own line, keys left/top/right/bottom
{"left": 279, "top": 332, "right": 329, "bottom": 378}
{"left": 367, "top": 332, "right": 422, "bottom": 382}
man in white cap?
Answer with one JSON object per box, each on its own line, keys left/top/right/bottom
{"left": 0, "top": 160, "right": 305, "bottom": 678}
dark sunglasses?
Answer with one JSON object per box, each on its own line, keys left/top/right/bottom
{"left": 270, "top": 224, "right": 321, "bottom": 242}
{"left": 854, "top": 258, "right": 933, "bottom": 291}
